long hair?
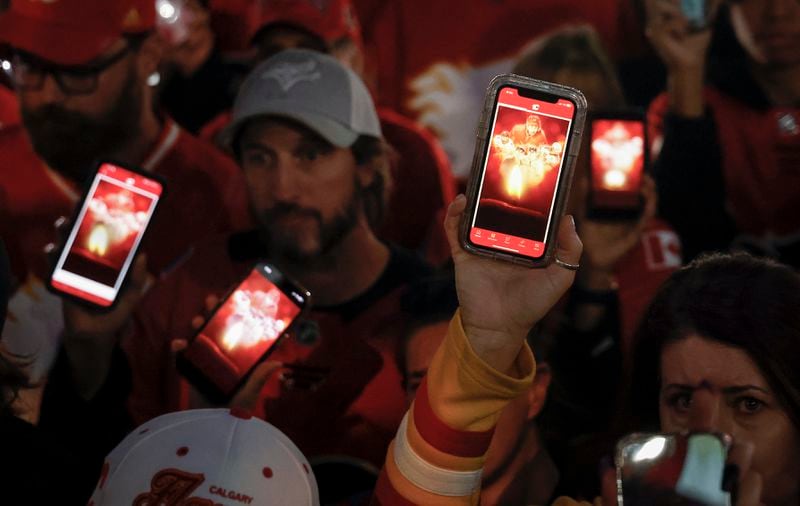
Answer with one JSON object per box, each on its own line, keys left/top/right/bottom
{"left": 513, "top": 24, "right": 626, "bottom": 109}
{"left": 626, "top": 253, "right": 800, "bottom": 431}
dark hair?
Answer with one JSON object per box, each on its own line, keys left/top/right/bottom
{"left": 512, "top": 24, "right": 626, "bottom": 109}
{"left": 351, "top": 134, "right": 393, "bottom": 231}
{"left": 626, "top": 253, "right": 800, "bottom": 431}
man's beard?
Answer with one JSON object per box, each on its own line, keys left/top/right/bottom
{"left": 255, "top": 180, "right": 361, "bottom": 264}
{"left": 21, "top": 77, "right": 143, "bottom": 184}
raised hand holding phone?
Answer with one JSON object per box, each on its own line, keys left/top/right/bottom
{"left": 461, "top": 75, "right": 586, "bottom": 268}
{"left": 644, "top": 0, "right": 723, "bottom": 117}
{"left": 445, "top": 195, "right": 582, "bottom": 373}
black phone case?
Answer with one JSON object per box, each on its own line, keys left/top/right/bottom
{"left": 176, "top": 262, "right": 311, "bottom": 404}
{"left": 585, "top": 109, "right": 648, "bottom": 222}
{"left": 46, "top": 159, "right": 166, "bottom": 311}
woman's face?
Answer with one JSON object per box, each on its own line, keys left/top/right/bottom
{"left": 659, "top": 335, "right": 800, "bottom": 505}
{"left": 731, "top": 0, "right": 800, "bottom": 67}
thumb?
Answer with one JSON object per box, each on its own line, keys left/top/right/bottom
{"left": 444, "top": 194, "right": 467, "bottom": 257}
{"left": 230, "top": 360, "right": 282, "bottom": 411}
{"left": 117, "top": 255, "right": 151, "bottom": 311}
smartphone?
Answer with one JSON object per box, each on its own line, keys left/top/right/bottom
{"left": 616, "top": 432, "right": 734, "bottom": 506}
{"left": 177, "top": 263, "right": 311, "bottom": 403}
{"left": 48, "top": 161, "right": 164, "bottom": 309}
{"left": 681, "top": 0, "right": 710, "bottom": 31}
{"left": 461, "top": 74, "right": 586, "bottom": 267}
{"left": 587, "top": 110, "right": 647, "bottom": 220}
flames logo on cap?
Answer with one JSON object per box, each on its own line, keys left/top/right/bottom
{"left": 261, "top": 60, "right": 322, "bottom": 92}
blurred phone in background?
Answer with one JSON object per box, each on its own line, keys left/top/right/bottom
{"left": 587, "top": 110, "right": 647, "bottom": 221}
{"left": 616, "top": 432, "right": 734, "bottom": 506}
{"left": 681, "top": 0, "right": 711, "bottom": 31}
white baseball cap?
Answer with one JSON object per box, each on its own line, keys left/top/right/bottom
{"left": 223, "top": 48, "right": 382, "bottom": 148}
{"left": 89, "top": 408, "right": 320, "bottom": 506}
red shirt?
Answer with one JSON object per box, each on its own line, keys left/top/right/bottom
{"left": 126, "top": 233, "right": 431, "bottom": 467}
{"left": 615, "top": 218, "right": 682, "bottom": 358}
{"left": 649, "top": 89, "right": 800, "bottom": 237}
{"left": 354, "top": 0, "right": 638, "bottom": 177}
{"left": 0, "top": 86, "right": 19, "bottom": 130}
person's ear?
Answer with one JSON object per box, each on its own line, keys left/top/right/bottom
{"left": 136, "top": 33, "right": 165, "bottom": 81}
{"left": 526, "top": 362, "right": 552, "bottom": 421}
{"left": 355, "top": 153, "right": 379, "bottom": 189}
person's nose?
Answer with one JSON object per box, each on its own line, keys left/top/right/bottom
{"left": 687, "top": 388, "right": 733, "bottom": 436}
{"left": 271, "top": 158, "right": 303, "bottom": 203}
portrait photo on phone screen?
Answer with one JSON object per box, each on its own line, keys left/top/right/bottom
{"left": 469, "top": 86, "right": 577, "bottom": 259}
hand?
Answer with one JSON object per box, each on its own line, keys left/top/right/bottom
{"left": 171, "top": 295, "right": 282, "bottom": 411}
{"left": 644, "top": 0, "right": 722, "bottom": 72}
{"left": 578, "top": 175, "right": 658, "bottom": 288}
{"left": 444, "top": 195, "right": 582, "bottom": 373}
{"left": 62, "top": 255, "right": 151, "bottom": 342}
{"left": 60, "top": 255, "right": 151, "bottom": 399}
{"left": 645, "top": 0, "right": 724, "bottom": 117}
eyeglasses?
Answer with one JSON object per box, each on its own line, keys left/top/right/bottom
{"left": 9, "top": 44, "right": 134, "bottom": 96}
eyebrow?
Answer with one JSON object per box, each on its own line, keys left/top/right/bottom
{"left": 240, "top": 141, "right": 273, "bottom": 152}
{"left": 663, "top": 383, "right": 771, "bottom": 395}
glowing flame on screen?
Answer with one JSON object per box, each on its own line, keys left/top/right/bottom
{"left": 506, "top": 165, "right": 524, "bottom": 199}
{"left": 220, "top": 289, "right": 288, "bottom": 351}
{"left": 603, "top": 169, "right": 627, "bottom": 189}
{"left": 87, "top": 224, "right": 110, "bottom": 256}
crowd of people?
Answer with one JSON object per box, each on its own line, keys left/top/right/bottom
{"left": 0, "top": 0, "right": 799, "bottom": 504}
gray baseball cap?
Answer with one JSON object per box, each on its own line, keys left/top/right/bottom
{"left": 223, "top": 49, "right": 382, "bottom": 148}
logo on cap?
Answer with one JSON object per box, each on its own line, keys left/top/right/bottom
{"left": 133, "top": 469, "right": 218, "bottom": 506}
{"left": 261, "top": 60, "right": 322, "bottom": 92}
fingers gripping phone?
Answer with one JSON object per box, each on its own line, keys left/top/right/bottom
{"left": 461, "top": 74, "right": 586, "bottom": 267}
{"left": 587, "top": 110, "right": 648, "bottom": 221}
{"left": 177, "top": 263, "right": 311, "bottom": 404}
{"left": 48, "top": 161, "right": 164, "bottom": 309}
{"left": 616, "top": 432, "right": 735, "bottom": 506}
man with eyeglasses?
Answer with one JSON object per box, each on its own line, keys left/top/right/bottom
{"left": 0, "top": 0, "right": 249, "bottom": 475}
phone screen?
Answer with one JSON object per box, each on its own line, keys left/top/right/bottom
{"left": 468, "top": 85, "right": 577, "bottom": 259}
{"left": 681, "top": 0, "right": 708, "bottom": 29}
{"left": 617, "top": 433, "right": 730, "bottom": 506}
{"left": 590, "top": 118, "right": 646, "bottom": 210}
{"left": 50, "top": 163, "right": 163, "bottom": 307}
{"left": 182, "top": 264, "right": 307, "bottom": 396}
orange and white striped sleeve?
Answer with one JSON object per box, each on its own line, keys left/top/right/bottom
{"left": 372, "top": 310, "right": 535, "bottom": 505}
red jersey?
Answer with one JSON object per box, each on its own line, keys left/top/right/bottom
{"left": 354, "top": 0, "right": 638, "bottom": 177}
{"left": 0, "top": 119, "right": 250, "bottom": 382}
{"left": 0, "top": 86, "right": 19, "bottom": 130}
{"left": 649, "top": 89, "right": 800, "bottom": 238}
{"left": 615, "top": 218, "right": 682, "bottom": 358}
{"left": 125, "top": 232, "right": 432, "bottom": 467}
{"left": 200, "top": 107, "right": 457, "bottom": 264}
